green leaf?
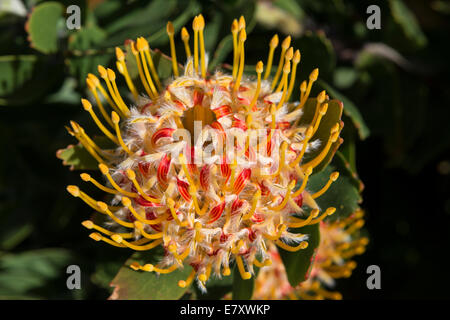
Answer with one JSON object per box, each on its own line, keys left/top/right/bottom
{"left": 232, "top": 265, "right": 258, "bottom": 300}
{"left": 0, "top": 249, "right": 73, "bottom": 296}
{"left": 26, "top": 2, "right": 64, "bottom": 54}
{"left": 109, "top": 248, "right": 193, "bottom": 300}
{"left": 317, "top": 79, "right": 370, "bottom": 140}
{"left": 307, "top": 151, "right": 362, "bottom": 221}
{"left": 195, "top": 272, "right": 233, "bottom": 300}
{"left": 389, "top": 0, "right": 427, "bottom": 49}
{"left": 0, "top": 55, "right": 64, "bottom": 106}
{"left": 278, "top": 224, "right": 320, "bottom": 287}
{"left": 56, "top": 137, "right": 114, "bottom": 171}
{"left": 296, "top": 98, "right": 344, "bottom": 173}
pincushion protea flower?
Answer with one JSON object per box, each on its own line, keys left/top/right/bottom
{"left": 253, "top": 209, "right": 368, "bottom": 300}
{"left": 62, "top": 14, "right": 344, "bottom": 291}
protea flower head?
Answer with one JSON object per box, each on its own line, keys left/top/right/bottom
{"left": 63, "top": 14, "right": 344, "bottom": 291}
{"left": 253, "top": 209, "right": 368, "bottom": 300}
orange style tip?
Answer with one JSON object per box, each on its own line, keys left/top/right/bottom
{"left": 81, "top": 220, "right": 94, "bottom": 229}
{"left": 192, "top": 16, "right": 200, "bottom": 31}
{"left": 222, "top": 268, "right": 231, "bottom": 276}
{"left": 317, "top": 91, "right": 326, "bottom": 104}
{"left": 111, "top": 234, "right": 123, "bottom": 243}
{"left": 231, "top": 19, "right": 238, "bottom": 33}
{"left": 69, "top": 120, "right": 78, "bottom": 129}
{"left": 300, "top": 80, "right": 307, "bottom": 91}
{"left": 311, "top": 209, "right": 320, "bottom": 218}
{"left": 168, "top": 244, "right": 177, "bottom": 252}
{"left": 256, "top": 61, "right": 264, "bottom": 73}
{"left": 331, "top": 123, "right": 340, "bottom": 133}
{"left": 166, "top": 21, "right": 174, "bottom": 35}
{"left": 81, "top": 98, "right": 92, "bottom": 111}
{"left": 330, "top": 172, "right": 339, "bottom": 181}
{"left": 107, "top": 68, "right": 116, "bottom": 81}
{"left": 310, "top": 68, "right": 319, "bottom": 81}
{"left": 198, "top": 274, "right": 207, "bottom": 282}
{"left": 134, "top": 220, "right": 143, "bottom": 229}
{"left": 178, "top": 280, "right": 187, "bottom": 288}
{"left": 126, "top": 169, "right": 136, "bottom": 180}
{"left": 89, "top": 233, "right": 102, "bottom": 241}
{"left": 242, "top": 272, "right": 252, "bottom": 280}
{"left": 98, "top": 163, "right": 109, "bottom": 174}
{"left": 80, "top": 173, "right": 90, "bottom": 181}
{"left": 86, "top": 78, "right": 95, "bottom": 90}
{"left": 130, "top": 41, "right": 139, "bottom": 55}
{"left": 97, "top": 65, "right": 107, "bottom": 78}
{"left": 111, "top": 111, "right": 120, "bottom": 124}
{"left": 121, "top": 197, "right": 132, "bottom": 207}
{"left": 239, "top": 29, "right": 247, "bottom": 42}
{"left": 96, "top": 201, "right": 108, "bottom": 212}
{"left": 270, "top": 105, "right": 276, "bottom": 114}
{"left": 327, "top": 207, "right": 336, "bottom": 215}
{"left": 238, "top": 16, "right": 246, "bottom": 30}
{"left": 115, "top": 47, "right": 125, "bottom": 61}
{"left": 87, "top": 73, "right": 100, "bottom": 85}
{"left": 270, "top": 34, "right": 279, "bottom": 47}
{"left": 264, "top": 259, "right": 272, "bottom": 266}
{"left": 181, "top": 27, "right": 189, "bottom": 40}
{"left": 130, "top": 262, "right": 141, "bottom": 271}
{"left": 300, "top": 241, "right": 308, "bottom": 249}
{"left": 66, "top": 185, "right": 80, "bottom": 197}
{"left": 293, "top": 50, "right": 301, "bottom": 63}
{"left": 285, "top": 47, "right": 294, "bottom": 60}
{"left": 142, "top": 264, "right": 154, "bottom": 272}
{"left": 281, "top": 36, "right": 291, "bottom": 49}
{"left": 135, "top": 37, "right": 145, "bottom": 51}
{"left": 347, "top": 261, "right": 357, "bottom": 269}
{"left": 197, "top": 14, "right": 205, "bottom": 29}
{"left": 360, "top": 237, "right": 370, "bottom": 245}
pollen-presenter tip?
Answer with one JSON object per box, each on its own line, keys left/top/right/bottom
{"left": 327, "top": 207, "right": 336, "bottom": 216}
{"left": 142, "top": 264, "right": 154, "bottom": 272}
{"left": 281, "top": 36, "right": 291, "bottom": 49}
{"left": 107, "top": 68, "right": 116, "bottom": 81}
{"left": 270, "top": 34, "right": 279, "bottom": 47}
{"left": 111, "top": 111, "right": 120, "bottom": 124}
{"left": 293, "top": 50, "right": 301, "bottom": 63}
{"left": 285, "top": 47, "right": 294, "bottom": 61}
{"left": 96, "top": 201, "right": 108, "bottom": 212}
{"left": 231, "top": 19, "right": 238, "bottom": 33}
{"left": 331, "top": 172, "right": 339, "bottom": 181}
{"left": 166, "top": 21, "right": 174, "bottom": 35}
{"left": 181, "top": 27, "right": 189, "bottom": 40}
{"left": 66, "top": 185, "right": 80, "bottom": 197}
{"left": 222, "top": 267, "right": 231, "bottom": 276}
{"left": 243, "top": 272, "right": 252, "bottom": 280}
{"left": 167, "top": 198, "right": 175, "bottom": 207}
{"left": 198, "top": 274, "right": 207, "bottom": 282}
{"left": 97, "top": 65, "right": 107, "bottom": 78}
{"left": 89, "top": 233, "right": 102, "bottom": 241}
{"left": 121, "top": 197, "right": 132, "bottom": 207}
{"left": 178, "top": 280, "right": 187, "bottom": 288}
{"left": 197, "top": 15, "right": 205, "bottom": 29}
{"left": 300, "top": 80, "right": 307, "bottom": 92}
{"left": 300, "top": 241, "right": 308, "bottom": 249}
{"left": 310, "top": 68, "right": 319, "bottom": 81}
{"left": 111, "top": 234, "right": 123, "bottom": 243}
{"left": 238, "top": 15, "right": 246, "bottom": 30}
{"left": 81, "top": 98, "right": 92, "bottom": 111}
{"left": 239, "top": 29, "right": 246, "bottom": 42}
{"left": 126, "top": 169, "right": 136, "bottom": 180}
{"left": 115, "top": 47, "right": 125, "bottom": 61}
{"left": 80, "top": 173, "right": 90, "bottom": 181}
{"left": 317, "top": 90, "right": 326, "bottom": 103}
{"left": 82, "top": 220, "right": 94, "bottom": 229}
{"left": 256, "top": 61, "right": 264, "bottom": 73}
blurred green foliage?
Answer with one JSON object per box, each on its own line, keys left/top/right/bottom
{"left": 1, "top": 0, "right": 449, "bottom": 299}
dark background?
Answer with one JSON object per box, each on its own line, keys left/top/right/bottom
{"left": 0, "top": 0, "right": 449, "bottom": 299}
